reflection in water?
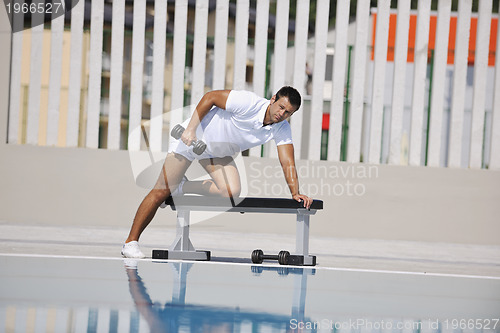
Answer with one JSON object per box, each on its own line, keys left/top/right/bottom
{"left": 1, "top": 260, "right": 314, "bottom": 332}
{"left": 125, "top": 261, "right": 313, "bottom": 332}
{"left": 2, "top": 256, "right": 499, "bottom": 332}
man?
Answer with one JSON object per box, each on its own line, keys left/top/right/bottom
{"left": 122, "top": 86, "right": 312, "bottom": 258}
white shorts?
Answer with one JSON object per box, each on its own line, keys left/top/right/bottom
{"left": 168, "top": 137, "right": 211, "bottom": 161}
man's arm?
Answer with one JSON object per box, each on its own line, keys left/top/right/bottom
{"left": 277, "top": 144, "right": 313, "bottom": 209}
{"left": 181, "top": 90, "right": 231, "bottom": 146}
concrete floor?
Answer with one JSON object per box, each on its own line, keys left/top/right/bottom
{"left": 1, "top": 221, "right": 499, "bottom": 278}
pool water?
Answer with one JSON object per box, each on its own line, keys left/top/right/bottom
{"left": 1, "top": 254, "right": 499, "bottom": 332}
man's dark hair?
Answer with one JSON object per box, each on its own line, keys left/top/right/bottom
{"left": 275, "top": 86, "right": 301, "bottom": 110}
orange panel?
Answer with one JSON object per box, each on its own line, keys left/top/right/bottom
{"left": 448, "top": 16, "right": 457, "bottom": 64}
{"left": 371, "top": 12, "right": 498, "bottom": 66}
{"left": 489, "top": 18, "right": 498, "bottom": 66}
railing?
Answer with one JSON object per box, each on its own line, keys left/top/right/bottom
{"left": 6, "top": 0, "right": 500, "bottom": 170}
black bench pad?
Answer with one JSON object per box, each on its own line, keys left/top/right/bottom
{"left": 164, "top": 196, "right": 323, "bottom": 211}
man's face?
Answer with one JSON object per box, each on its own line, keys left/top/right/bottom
{"left": 268, "top": 95, "right": 298, "bottom": 124}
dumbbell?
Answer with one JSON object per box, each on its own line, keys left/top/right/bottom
{"left": 251, "top": 249, "right": 290, "bottom": 265}
{"left": 171, "top": 124, "right": 207, "bottom": 155}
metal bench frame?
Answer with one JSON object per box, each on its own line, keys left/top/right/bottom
{"left": 153, "top": 196, "right": 323, "bottom": 266}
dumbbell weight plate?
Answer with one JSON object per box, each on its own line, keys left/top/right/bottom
{"left": 278, "top": 250, "right": 290, "bottom": 265}
{"left": 171, "top": 124, "right": 184, "bottom": 140}
{"left": 193, "top": 141, "right": 207, "bottom": 155}
{"left": 251, "top": 249, "right": 264, "bottom": 264}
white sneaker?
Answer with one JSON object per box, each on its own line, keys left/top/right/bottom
{"left": 121, "top": 241, "right": 146, "bottom": 259}
{"left": 171, "top": 176, "right": 188, "bottom": 197}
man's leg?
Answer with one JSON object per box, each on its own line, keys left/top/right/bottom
{"left": 125, "top": 153, "right": 192, "bottom": 244}
{"left": 182, "top": 156, "right": 241, "bottom": 197}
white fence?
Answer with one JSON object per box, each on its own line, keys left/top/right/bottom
{"left": 6, "top": 0, "right": 500, "bottom": 170}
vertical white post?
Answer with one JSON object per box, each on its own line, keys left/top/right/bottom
{"left": 272, "top": 0, "right": 289, "bottom": 94}
{"left": 149, "top": 0, "right": 167, "bottom": 152}
{"left": 8, "top": 15, "right": 24, "bottom": 144}
{"left": 66, "top": 0, "right": 85, "bottom": 147}
{"left": 489, "top": 16, "right": 500, "bottom": 170}
{"left": 233, "top": 0, "right": 249, "bottom": 90}
{"left": 117, "top": 310, "right": 130, "bottom": 333}
{"left": 34, "top": 307, "right": 48, "bottom": 333}
{"left": 291, "top": 0, "right": 310, "bottom": 160}
{"left": 307, "top": 0, "right": 330, "bottom": 160}
{"left": 137, "top": 314, "right": 148, "bottom": 333}
{"left": 253, "top": 0, "right": 269, "bottom": 97}
{"left": 54, "top": 308, "right": 70, "bottom": 333}
{"left": 266, "top": 0, "right": 290, "bottom": 159}
{"left": 427, "top": 0, "right": 452, "bottom": 167}
{"left": 0, "top": 307, "right": 5, "bottom": 333}
{"left": 368, "top": 1, "right": 391, "bottom": 164}
{"left": 212, "top": 0, "right": 229, "bottom": 90}
{"left": 86, "top": 0, "right": 105, "bottom": 149}
{"left": 26, "top": 0, "right": 45, "bottom": 145}
{"left": 469, "top": 0, "right": 493, "bottom": 169}
{"left": 96, "top": 308, "right": 110, "bottom": 333}
{"left": 408, "top": 0, "right": 431, "bottom": 166}
{"left": 170, "top": 0, "right": 188, "bottom": 132}
{"left": 249, "top": 0, "right": 269, "bottom": 157}
{"left": 14, "top": 307, "right": 27, "bottom": 333}
{"left": 389, "top": 0, "right": 411, "bottom": 165}
{"left": 46, "top": 9, "right": 65, "bottom": 146}
{"left": 347, "top": 0, "right": 371, "bottom": 163}
{"left": 448, "top": 0, "right": 473, "bottom": 168}
{"left": 73, "top": 307, "right": 89, "bottom": 333}
{"left": 327, "top": 0, "right": 350, "bottom": 162}
{"left": 191, "top": 1, "right": 209, "bottom": 105}
{"left": 108, "top": 0, "right": 125, "bottom": 150}
{"left": 128, "top": 0, "right": 147, "bottom": 151}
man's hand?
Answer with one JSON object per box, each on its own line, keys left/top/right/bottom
{"left": 181, "top": 127, "right": 197, "bottom": 147}
{"left": 293, "top": 193, "right": 313, "bottom": 209}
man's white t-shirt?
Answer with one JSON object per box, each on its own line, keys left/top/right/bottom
{"left": 169, "top": 90, "right": 293, "bottom": 160}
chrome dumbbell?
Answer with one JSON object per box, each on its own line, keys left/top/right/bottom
{"left": 171, "top": 124, "right": 207, "bottom": 155}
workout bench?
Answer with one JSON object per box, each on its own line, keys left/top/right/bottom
{"left": 153, "top": 196, "right": 323, "bottom": 266}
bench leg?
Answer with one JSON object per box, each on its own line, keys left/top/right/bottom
{"left": 152, "top": 209, "right": 210, "bottom": 261}
{"left": 170, "top": 210, "right": 195, "bottom": 252}
{"left": 294, "top": 213, "right": 316, "bottom": 266}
